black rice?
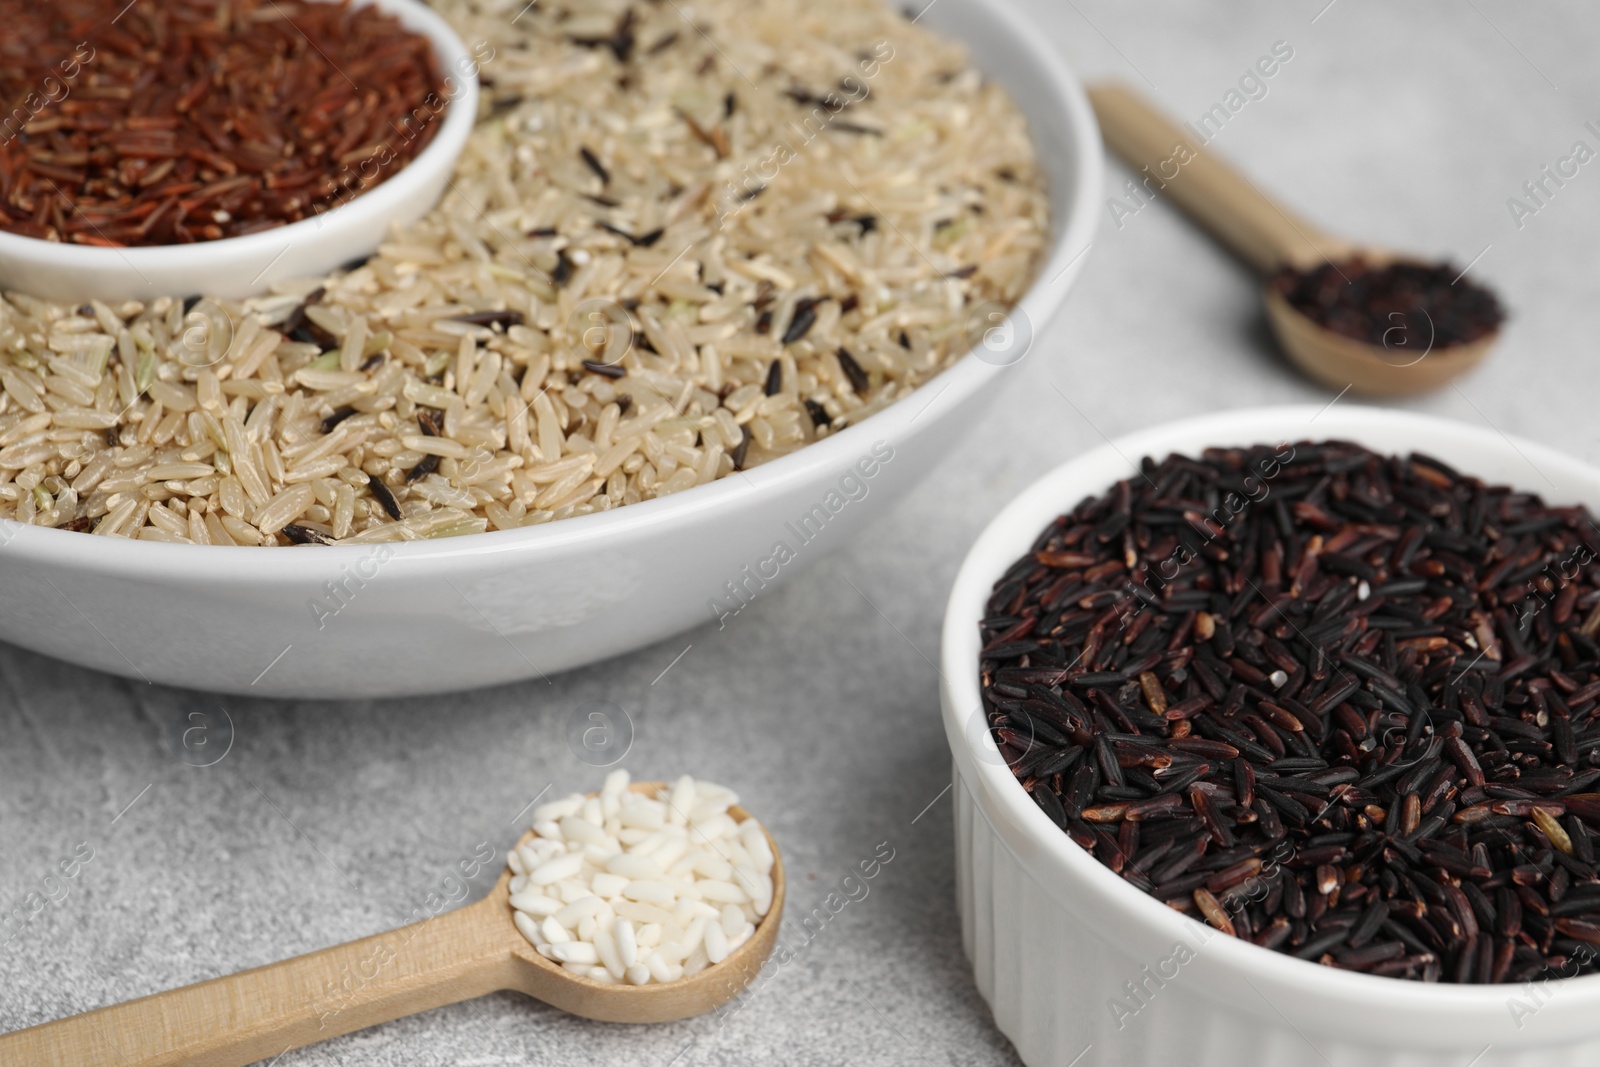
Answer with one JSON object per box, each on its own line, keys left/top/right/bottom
{"left": 368, "top": 476, "right": 403, "bottom": 521}
{"left": 1271, "top": 258, "right": 1504, "bottom": 350}
{"left": 448, "top": 309, "right": 525, "bottom": 329}
{"left": 981, "top": 440, "right": 1600, "bottom": 984}
{"left": 582, "top": 359, "right": 627, "bottom": 379}
{"left": 320, "top": 406, "right": 357, "bottom": 434}
{"left": 281, "top": 523, "right": 334, "bottom": 545}
{"left": 836, "top": 347, "right": 870, "bottom": 393}
{"left": 596, "top": 220, "right": 665, "bottom": 247}
{"left": 782, "top": 298, "right": 822, "bottom": 344}
{"left": 579, "top": 145, "right": 612, "bottom": 185}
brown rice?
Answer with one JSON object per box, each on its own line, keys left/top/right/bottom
{"left": 0, "top": 0, "right": 1049, "bottom": 544}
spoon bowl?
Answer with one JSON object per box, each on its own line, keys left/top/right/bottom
{"left": 496, "top": 788, "right": 785, "bottom": 1024}
{"left": 0, "top": 782, "right": 784, "bottom": 1066}
{"left": 1087, "top": 82, "right": 1503, "bottom": 396}
{"left": 1263, "top": 256, "right": 1501, "bottom": 396}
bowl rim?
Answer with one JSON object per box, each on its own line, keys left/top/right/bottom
{"left": 0, "top": 0, "right": 1103, "bottom": 581}
{"left": 0, "top": 0, "right": 478, "bottom": 274}
{"left": 940, "top": 403, "right": 1600, "bottom": 1023}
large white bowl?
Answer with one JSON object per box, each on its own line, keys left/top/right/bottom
{"left": 0, "top": 0, "right": 1102, "bottom": 699}
{"left": 940, "top": 405, "right": 1600, "bottom": 1067}
{"left": 0, "top": 0, "right": 479, "bottom": 303}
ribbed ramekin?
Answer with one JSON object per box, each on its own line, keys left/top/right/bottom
{"left": 940, "top": 405, "right": 1600, "bottom": 1067}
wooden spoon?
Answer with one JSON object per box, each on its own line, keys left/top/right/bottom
{"left": 1087, "top": 81, "right": 1501, "bottom": 396}
{"left": 0, "top": 784, "right": 784, "bottom": 1067}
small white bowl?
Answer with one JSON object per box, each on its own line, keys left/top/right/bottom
{"left": 0, "top": 0, "right": 478, "bottom": 303}
{"left": 0, "top": 0, "right": 1102, "bottom": 698}
{"left": 940, "top": 405, "right": 1600, "bottom": 1067}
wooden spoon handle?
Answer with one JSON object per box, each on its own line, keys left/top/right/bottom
{"left": 0, "top": 897, "right": 514, "bottom": 1067}
{"left": 1087, "top": 81, "right": 1347, "bottom": 273}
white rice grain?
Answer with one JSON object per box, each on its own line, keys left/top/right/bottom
{"left": 507, "top": 772, "right": 771, "bottom": 988}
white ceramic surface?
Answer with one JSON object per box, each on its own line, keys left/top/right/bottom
{"left": 0, "top": 0, "right": 1102, "bottom": 699}
{"left": 0, "top": 0, "right": 479, "bottom": 303}
{"left": 940, "top": 405, "right": 1600, "bottom": 1067}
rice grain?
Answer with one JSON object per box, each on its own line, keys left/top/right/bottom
{"left": 0, "top": 0, "right": 1047, "bottom": 543}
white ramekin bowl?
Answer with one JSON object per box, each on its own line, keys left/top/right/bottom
{"left": 0, "top": 0, "right": 478, "bottom": 303}
{"left": 941, "top": 405, "right": 1600, "bottom": 1067}
{"left": 0, "top": 0, "right": 1102, "bottom": 698}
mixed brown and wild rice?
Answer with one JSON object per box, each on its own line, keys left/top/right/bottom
{"left": 0, "top": 0, "right": 1048, "bottom": 544}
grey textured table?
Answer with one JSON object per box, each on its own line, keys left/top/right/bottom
{"left": 4, "top": 2, "right": 1597, "bottom": 1063}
